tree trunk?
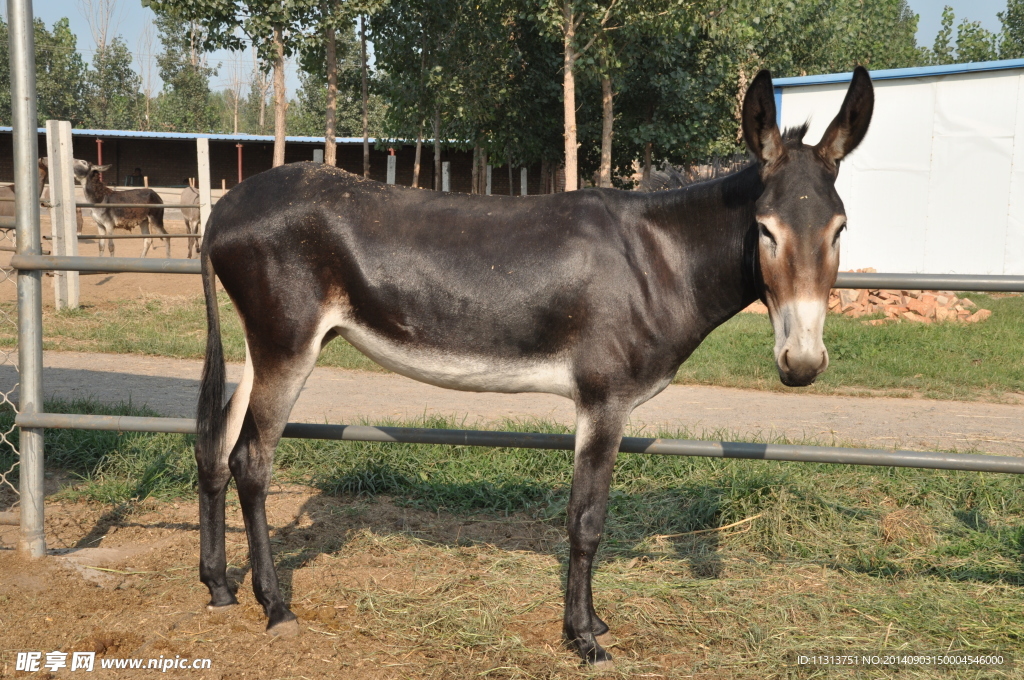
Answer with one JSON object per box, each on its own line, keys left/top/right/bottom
{"left": 562, "top": 3, "right": 578, "bottom": 192}
{"left": 471, "top": 144, "right": 479, "bottom": 195}
{"left": 232, "top": 92, "right": 238, "bottom": 134}
{"left": 480, "top": 148, "right": 488, "bottom": 194}
{"left": 433, "top": 108, "right": 441, "bottom": 191}
{"left": 412, "top": 121, "right": 423, "bottom": 188}
{"left": 642, "top": 104, "right": 653, "bottom": 181}
{"left": 324, "top": 23, "right": 338, "bottom": 166}
{"left": 599, "top": 70, "right": 614, "bottom": 188}
{"left": 272, "top": 26, "right": 287, "bottom": 168}
{"left": 360, "top": 14, "right": 370, "bottom": 178}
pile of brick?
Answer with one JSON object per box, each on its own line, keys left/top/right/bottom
{"left": 743, "top": 269, "right": 992, "bottom": 325}
{"left": 828, "top": 288, "right": 991, "bottom": 325}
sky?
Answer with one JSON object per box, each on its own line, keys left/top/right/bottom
{"left": 20, "top": 0, "right": 1015, "bottom": 103}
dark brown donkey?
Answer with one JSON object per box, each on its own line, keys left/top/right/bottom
{"left": 196, "top": 68, "right": 873, "bottom": 665}
{"left": 72, "top": 161, "right": 169, "bottom": 257}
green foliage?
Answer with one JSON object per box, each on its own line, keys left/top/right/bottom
{"left": 152, "top": 7, "right": 218, "bottom": 132}
{"left": 16, "top": 17, "right": 90, "bottom": 128}
{"left": 86, "top": 37, "right": 144, "bottom": 130}
{"left": 926, "top": 5, "right": 1002, "bottom": 65}
{"left": 290, "top": 20, "right": 366, "bottom": 137}
{"left": 999, "top": 0, "right": 1024, "bottom": 59}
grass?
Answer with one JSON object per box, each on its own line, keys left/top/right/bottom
{"left": 2, "top": 400, "right": 1023, "bottom": 677}
{"left": 3, "top": 292, "right": 1024, "bottom": 400}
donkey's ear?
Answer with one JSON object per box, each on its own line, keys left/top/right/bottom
{"left": 815, "top": 66, "right": 874, "bottom": 167}
{"left": 742, "top": 70, "right": 785, "bottom": 167}
{"left": 96, "top": 164, "right": 112, "bottom": 172}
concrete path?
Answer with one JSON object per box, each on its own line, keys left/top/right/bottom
{"left": 3, "top": 351, "right": 1023, "bottom": 455}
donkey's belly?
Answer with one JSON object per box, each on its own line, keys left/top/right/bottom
{"left": 329, "top": 311, "right": 574, "bottom": 398}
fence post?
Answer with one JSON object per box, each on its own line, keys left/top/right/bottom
{"left": 386, "top": 154, "right": 396, "bottom": 185}
{"left": 197, "top": 138, "right": 212, "bottom": 238}
{"left": 11, "top": 0, "right": 46, "bottom": 558}
{"left": 45, "top": 120, "right": 79, "bottom": 310}
{"left": 442, "top": 162, "right": 450, "bottom": 192}
{"left": 520, "top": 167, "right": 528, "bottom": 196}
{"left": 486, "top": 165, "right": 492, "bottom": 195}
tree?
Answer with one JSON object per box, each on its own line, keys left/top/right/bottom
{"left": 930, "top": 5, "right": 955, "bottom": 64}
{"left": 955, "top": 17, "right": 999, "bottom": 62}
{"left": 19, "top": 18, "right": 90, "bottom": 127}
{"left": 145, "top": 0, "right": 319, "bottom": 166}
{"left": 87, "top": 36, "right": 144, "bottom": 129}
{"left": 1001, "top": 0, "right": 1024, "bottom": 58}
{"left": 292, "top": 18, "right": 363, "bottom": 138}
{"left": 152, "top": 7, "right": 218, "bottom": 132}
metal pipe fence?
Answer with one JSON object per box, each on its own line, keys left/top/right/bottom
{"left": 9, "top": 247, "right": 1024, "bottom": 556}
{"left": 14, "top": 412, "right": 1024, "bottom": 475}
{"left": 3, "top": 88, "right": 1023, "bottom": 552}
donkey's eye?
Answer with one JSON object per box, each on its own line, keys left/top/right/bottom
{"left": 758, "top": 223, "right": 777, "bottom": 245}
{"left": 832, "top": 222, "right": 847, "bottom": 246}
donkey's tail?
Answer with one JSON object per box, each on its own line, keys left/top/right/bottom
{"left": 196, "top": 247, "right": 225, "bottom": 460}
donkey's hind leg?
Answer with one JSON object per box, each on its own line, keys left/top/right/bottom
{"left": 196, "top": 343, "right": 256, "bottom": 610}
{"left": 151, "top": 214, "right": 171, "bottom": 257}
{"left": 230, "top": 339, "right": 321, "bottom": 635}
{"left": 140, "top": 223, "right": 153, "bottom": 258}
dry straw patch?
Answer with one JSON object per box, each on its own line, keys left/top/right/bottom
{"left": 879, "top": 506, "right": 936, "bottom": 547}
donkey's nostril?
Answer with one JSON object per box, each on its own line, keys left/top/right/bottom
{"left": 817, "top": 351, "right": 829, "bottom": 373}
{"left": 779, "top": 349, "right": 791, "bottom": 372}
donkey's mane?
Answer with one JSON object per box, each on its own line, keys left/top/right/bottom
{"left": 638, "top": 121, "right": 813, "bottom": 193}
{"left": 637, "top": 156, "right": 753, "bottom": 192}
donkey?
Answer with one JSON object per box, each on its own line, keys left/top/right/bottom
{"left": 180, "top": 184, "right": 201, "bottom": 258}
{"left": 0, "top": 158, "right": 51, "bottom": 220}
{"left": 196, "top": 68, "right": 873, "bottom": 665}
{"left": 72, "top": 162, "right": 169, "bottom": 257}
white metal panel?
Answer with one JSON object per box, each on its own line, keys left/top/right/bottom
{"left": 780, "top": 68, "right": 1024, "bottom": 275}
{"left": 924, "top": 72, "right": 1017, "bottom": 274}
{"left": 1004, "top": 74, "right": 1024, "bottom": 274}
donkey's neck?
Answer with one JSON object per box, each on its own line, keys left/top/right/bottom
{"left": 84, "top": 176, "right": 113, "bottom": 203}
{"left": 642, "top": 164, "right": 764, "bottom": 328}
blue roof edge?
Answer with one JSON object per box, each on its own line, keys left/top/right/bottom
{"left": 0, "top": 126, "right": 376, "bottom": 144}
{"left": 773, "top": 58, "right": 1024, "bottom": 87}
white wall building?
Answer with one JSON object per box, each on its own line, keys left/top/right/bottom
{"left": 775, "top": 59, "right": 1024, "bottom": 275}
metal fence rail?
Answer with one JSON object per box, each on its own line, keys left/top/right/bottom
{"left": 14, "top": 412, "right": 1024, "bottom": 475}
{"left": 12, "top": 255, "right": 1024, "bottom": 293}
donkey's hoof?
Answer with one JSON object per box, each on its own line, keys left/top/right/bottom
{"left": 589, "top": 657, "right": 615, "bottom": 671}
{"left": 267, "top": 618, "right": 299, "bottom": 637}
{"left": 207, "top": 603, "right": 237, "bottom": 613}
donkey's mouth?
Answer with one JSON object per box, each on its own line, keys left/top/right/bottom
{"left": 776, "top": 346, "right": 829, "bottom": 387}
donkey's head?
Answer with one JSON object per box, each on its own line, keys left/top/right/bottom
{"left": 743, "top": 66, "right": 873, "bottom": 387}
{"left": 73, "top": 161, "right": 108, "bottom": 185}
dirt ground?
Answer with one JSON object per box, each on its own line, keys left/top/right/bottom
{"left": 0, "top": 486, "right": 624, "bottom": 679}
{"left": 0, "top": 215, "right": 204, "bottom": 306}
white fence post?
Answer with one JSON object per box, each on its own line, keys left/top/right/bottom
{"left": 486, "top": 165, "right": 492, "bottom": 195}
{"left": 386, "top": 154, "right": 396, "bottom": 185}
{"left": 520, "top": 167, "right": 528, "bottom": 196}
{"left": 442, "top": 162, "right": 450, "bottom": 192}
{"left": 197, "top": 138, "right": 212, "bottom": 238}
{"left": 45, "top": 120, "right": 79, "bottom": 310}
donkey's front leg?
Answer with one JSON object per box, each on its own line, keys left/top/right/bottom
{"left": 563, "top": 403, "right": 628, "bottom": 666}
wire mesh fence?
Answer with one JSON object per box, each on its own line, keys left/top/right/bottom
{"left": 1, "top": 226, "right": 19, "bottom": 508}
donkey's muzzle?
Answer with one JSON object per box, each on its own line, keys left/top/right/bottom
{"left": 777, "top": 347, "right": 829, "bottom": 387}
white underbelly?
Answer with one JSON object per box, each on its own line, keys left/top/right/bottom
{"left": 330, "top": 313, "right": 574, "bottom": 398}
